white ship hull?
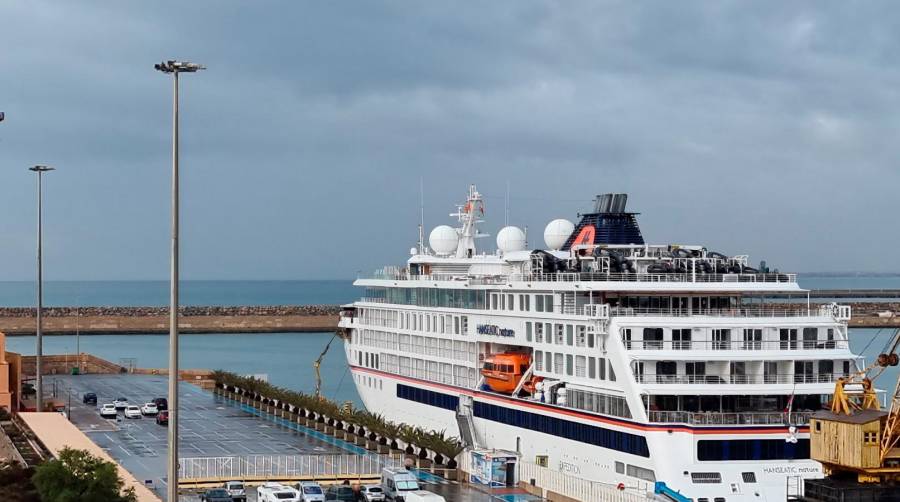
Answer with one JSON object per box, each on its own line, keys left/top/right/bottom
{"left": 350, "top": 363, "right": 822, "bottom": 502}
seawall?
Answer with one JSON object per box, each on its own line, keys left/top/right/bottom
{"left": 0, "top": 305, "right": 340, "bottom": 335}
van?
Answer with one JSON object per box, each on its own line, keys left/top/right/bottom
{"left": 381, "top": 468, "right": 420, "bottom": 501}
{"left": 399, "top": 491, "right": 446, "bottom": 502}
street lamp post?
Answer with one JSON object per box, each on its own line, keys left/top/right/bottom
{"left": 29, "top": 165, "right": 54, "bottom": 412}
{"left": 154, "top": 59, "right": 204, "bottom": 502}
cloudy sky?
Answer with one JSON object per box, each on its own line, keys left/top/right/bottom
{"left": 1, "top": 1, "right": 898, "bottom": 280}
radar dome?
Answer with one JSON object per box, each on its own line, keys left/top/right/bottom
{"left": 429, "top": 225, "right": 459, "bottom": 255}
{"left": 496, "top": 226, "right": 526, "bottom": 253}
{"left": 544, "top": 219, "right": 574, "bottom": 250}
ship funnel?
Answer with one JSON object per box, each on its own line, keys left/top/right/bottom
{"left": 593, "top": 193, "right": 628, "bottom": 214}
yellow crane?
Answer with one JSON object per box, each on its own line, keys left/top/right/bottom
{"left": 811, "top": 328, "right": 900, "bottom": 482}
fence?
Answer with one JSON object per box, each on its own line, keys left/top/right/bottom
{"left": 179, "top": 453, "right": 399, "bottom": 482}
{"left": 517, "top": 461, "right": 652, "bottom": 502}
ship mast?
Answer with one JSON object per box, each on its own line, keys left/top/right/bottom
{"left": 451, "top": 184, "right": 487, "bottom": 258}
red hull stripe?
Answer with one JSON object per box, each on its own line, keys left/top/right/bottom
{"left": 351, "top": 365, "right": 809, "bottom": 436}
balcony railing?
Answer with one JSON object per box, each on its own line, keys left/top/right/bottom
{"left": 610, "top": 304, "right": 849, "bottom": 319}
{"left": 647, "top": 410, "right": 815, "bottom": 426}
{"left": 364, "top": 270, "right": 797, "bottom": 285}
{"left": 622, "top": 339, "right": 848, "bottom": 351}
{"left": 634, "top": 373, "right": 846, "bottom": 385}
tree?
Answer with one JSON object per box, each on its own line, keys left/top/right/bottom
{"left": 32, "top": 448, "right": 137, "bottom": 502}
{"left": 0, "top": 459, "right": 41, "bottom": 502}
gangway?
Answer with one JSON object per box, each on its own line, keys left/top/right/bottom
{"left": 654, "top": 481, "right": 690, "bottom": 502}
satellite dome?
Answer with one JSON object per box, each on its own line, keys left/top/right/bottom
{"left": 544, "top": 219, "right": 574, "bottom": 250}
{"left": 429, "top": 225, "right": 459, "bottom": 255}
{"left": 496, "top": 226, "right": 526, "bottom": 253}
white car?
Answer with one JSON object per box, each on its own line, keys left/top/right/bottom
{"left": 362, "top": 485, "right": 385, "bottom": 501}
{"left": 113, "top": 397, "right": 129, "bottom": 409}
{"left": 124, "top": 405, "right": 142, "bottom": 419}
{"left": 99, "top": 404, "right": 118, "bottom": 418}
{"left": 140, "top": 403, "right": 158, "bottom": 416}
{"left": 258, "top": 482, "right": 300, "bottom": 502}
{"left": 295, "top": 481, "right": 324, "bottom": 502}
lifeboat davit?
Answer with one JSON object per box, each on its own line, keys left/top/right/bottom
{"left": 481, "top": 353, "right": 533, "bottom": 394}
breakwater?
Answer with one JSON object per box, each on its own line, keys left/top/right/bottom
{"left": 0, "top": 305, "right": 340, "bottom": 335}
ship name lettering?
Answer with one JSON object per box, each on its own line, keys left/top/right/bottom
{"left": 477, "top": 324, "right": 515, "bottom": 337}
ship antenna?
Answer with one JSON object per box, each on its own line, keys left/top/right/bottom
{"left": 418, "top": 177, "right": 425, "bottom": 253}
{"left": 505, "top": 180, "right": 510, "bottom": 227}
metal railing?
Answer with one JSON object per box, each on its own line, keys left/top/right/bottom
{"left": 179, "top": 454, "right": 397, "bottom": 482}
{"left": 363, "top": 271, "right": 797, "bottom": 284}
{"left": 610, "top": 304, "right": 849, "bottom": 319}
{"left": 622, "top": 339, "right": 848, "bottom": 351}
{"left": 634, "top": 373, "right": 847, "bottom": 385}
{"left": 647, "top": 410, "right": 815, "bottom": 426}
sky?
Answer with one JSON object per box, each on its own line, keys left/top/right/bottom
{"left": 1, "top": 1, "right": 899, "bottom": 281}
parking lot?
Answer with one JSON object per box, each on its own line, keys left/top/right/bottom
{"left": 47, "top": 374, "right": 541, "bottom": 502}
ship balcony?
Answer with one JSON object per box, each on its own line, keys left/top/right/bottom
{"left": 647, "top": 410, "right": 815, "bottom": 426}
{"left": 622, "top": 339, "right": 849, "bottom": 351}
{"left": 360, "top": 270, "right": 798, "bottom": 285}
{"left": 610, "top": 304, "right": 851, "bottom": 321}
{"left": 633, "top": 372, "right": 850, "bottom": 385}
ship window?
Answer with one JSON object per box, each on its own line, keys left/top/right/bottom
{"left": 358, "top": 351, "right": 362, "bottom": 366}
{"left": 365, "top": 353, "right": 370, "bottom": 367}
{"left": 672, "top": 329, "right": 691, "bottom": 350}
{"left": 535, "top": 323, "right": 544, "bottom": 343}
{"left": 566, "top": 325, "right": 574, "bottom": 346}
{"left": 555, "top": 324, "right": 565, "bottom": 345}
{"left": 598, "top": 358, "right": 606, "bottom": 380}
{"left": 803, "top": 327, "right": 818, "bottom": 349}
{"left": 545, "top": 352, "right": 552, "bottom": 372}
{"left": 742, "top": 472, "right": 757, "bottom": 483}
{"left": 626, "top": 464, "right": 655, "bottom": 482}
{"left": 609, "top": 364, "right": 616, "bottom": 381}
{"left": 507, "top": 294, "right": 514, "bottom": 311}
{"left": 576, "top": 356, "right": 586, "bottom": 377}
{"left": 588, "top": 358, "right": 596, "bottom": 378}
{"left": 526, "top": 322, "right": 533, "bottom": 342}
{"left": 742, "top": 329, "right": 762, "bottom": 350}
{"left": 712, "top": 329, "right": 731, "bottom": 350}
{"left": 643, "top": 328, "right": 663, "bottom": 349}
{"left": 524, "top": 295, "right": 530, "bottom": 311}
{"left": 454, "top": 316, "right": 460, "bottom": 335}
{"left": 615, "top": 461, "right": 625, "bottom": 474}
{"left": 588, "top": 331, "right": 595, "bottom": 348}
{"left": 622, "top": 328, "right": 632, "bottom": 349}
{"left": 545, "top": 323, "right": 552, "bottom": 344}
{"left": 461, "top": 316, "right": 468, "bottom": 335}
{"left": 535, "top": 351, "right": 543, "bottom": 371}
{"left": 566, "top": 355, "right": 574, "bottom": 376}
{"left": 779, "top": 328, "right": 798, "bottom": 350}
{"left": 545, "top": 295, "right": 554, "bottom": 313}
{"left": 536, "top": 295, "right": 544, "bottom": 312}
{"left": 697, "top": 439, "right": 810, "bottom": 461}
{"left": 554, "top": 353, "right": 563, "bottom": 374}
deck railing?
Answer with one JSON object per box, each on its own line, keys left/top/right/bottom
{"left": 622, "top": 339, "right": 848, "bottom": 351}
{"left": 647, "top": 410, "right": 815, "bottom": 426}
{"left": 364, "top": 270, "right": 797, "bottom": 284}
{"left": 179, "top": 453, "right": 397, "bottom": 482}
{"left": 634, "top": 373, "right": 847, "bottom": 385}
{"left": 610, "top": 304, "right": 849, "bottom": 320}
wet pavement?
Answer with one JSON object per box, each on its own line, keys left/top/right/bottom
{"left": 47, "top": 374, "right": 542, "bottom": 502}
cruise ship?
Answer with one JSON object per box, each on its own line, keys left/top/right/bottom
{"left": 339, "top": 186, "right": 859, "bottom": 501}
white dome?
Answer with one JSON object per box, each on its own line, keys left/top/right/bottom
{"left": 429, "top": 225, "right": 459, "bottom": 255}
{"left": 496, "top": 226, "right": 526, "bottom": 253}
{"left": 544, "top": 219, "right": 574, "bottom": 250}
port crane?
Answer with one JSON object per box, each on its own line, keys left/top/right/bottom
{"left": 812, "top": 327, "right": 900, "bottom": 482}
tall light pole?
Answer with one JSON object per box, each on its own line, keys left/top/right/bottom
{"left": 29, "top": 165, "right": 54, "bottom": 412}
{"left": 154, "top": 59, "right": 204, "bottom": 502}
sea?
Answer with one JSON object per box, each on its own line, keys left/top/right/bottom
{"left": 2, "top": 277, "right": 900, "bottom": 408}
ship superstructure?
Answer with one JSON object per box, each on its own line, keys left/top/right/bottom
{"left": 339, "top": 186, "right": 859, "bottom": 501}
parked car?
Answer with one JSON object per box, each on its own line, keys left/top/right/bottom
{"left": 152, "top": 397, "right": 168, "bottom": 411}
{"left": 323, "top": 486, "right": 355, "bottom": 502}
{"left": 295, "top": 481, "right": 325, "bottom": 502}
{"left": 156, "top": 410, "right": 169, "bottom": 425}
{"left": 82, "top": 392, "right": 97, "bottom": 405}
{"left": 140, "top": 403, "right": 158, "bottom": 416}
{"left": 113, "top": 397, "right": 129, "bottom": 409}
{"left": 124, "top": 405, "right": 142, "bottom": 419}
{"left": 223, "top": 480, "right": 246, "bottom": 502}
{"left": 99, "top": 403, "right": 118, "bottom": 418}
{"left": 362, "top": 485, "right": 385, "bottom": 502}
{"left": 258, "top": 482, "right": 300, "bottom": 502}
{"left": 399, "top": 491, "right": 445, "bottom": 502}
{"left": 200, "top": 488, "right": 233, "bottom": 502}
{"left": 381, "top": 468, "right": 420, "bottom": 501}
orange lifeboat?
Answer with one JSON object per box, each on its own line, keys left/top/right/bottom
{"left": 481, "top": 353, "right": 532, "bottom": 394}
